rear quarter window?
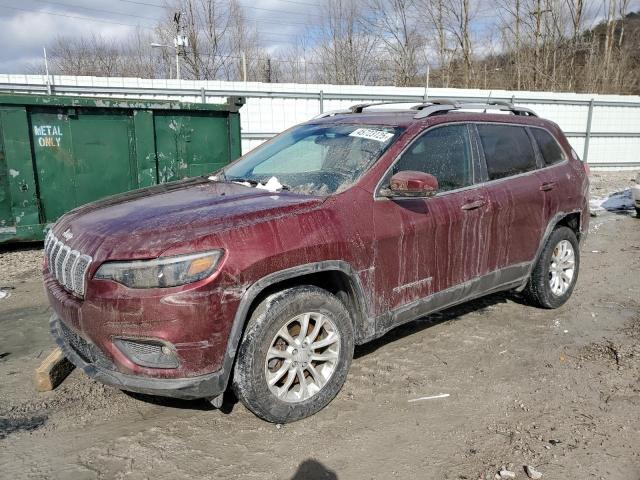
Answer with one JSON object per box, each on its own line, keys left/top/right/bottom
{"left": 531, "top": 128, "right": 567, "bottom": 166}
{"left": 477, "top": 124, "right": 537, "bottom": 180}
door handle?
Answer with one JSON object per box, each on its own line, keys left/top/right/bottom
{"left": 540, "top": 181, "right": 556, "bottom": 191}
{"left": 461, "top": 198, "right": 487, "bottom": 211}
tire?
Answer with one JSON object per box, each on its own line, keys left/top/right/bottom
{"left": 636, "top": 207, "right": 640, "bottom": 218}
{"left": 232, "top": 285, "right": 354, "bottom": 423}
{"left": 524, "top": 226, "right": 580, "bottom": 309}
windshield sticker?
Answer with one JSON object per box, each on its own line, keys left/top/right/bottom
{"left": 348, "top": 128, "right": 394, "bottom": 143}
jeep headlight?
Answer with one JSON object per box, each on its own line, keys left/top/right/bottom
{"left": 94, "top": 250, "right": 224, "bottom": 288}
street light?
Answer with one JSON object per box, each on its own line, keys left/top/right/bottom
{"left": 151, "top": 35, "right": 188, "bottom": 80}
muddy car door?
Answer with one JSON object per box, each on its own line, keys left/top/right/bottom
{"left": 475, "top": 123, "right": 547, "bottom": 274}
{"left": 529, "top": 127, "right": 578, "bottom": 225}
{"left": 372, "top": 123, "right": 491, "bottom": 331}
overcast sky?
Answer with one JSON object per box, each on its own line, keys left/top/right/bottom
{"left": 1, "top": 0, "right": 639, "bottom": 74}
{"left": 0, "top": 0, "right": 315, "bottom": 73}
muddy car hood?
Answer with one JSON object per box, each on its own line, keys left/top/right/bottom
{"left": 52, "top": 178, "right": 324, "bottom": 260}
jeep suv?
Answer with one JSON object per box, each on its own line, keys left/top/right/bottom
{"left": 45, "top": 100, "right": 589, "bottom": 423}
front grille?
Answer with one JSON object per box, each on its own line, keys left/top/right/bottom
{"left": 59, "top": 321, "right": 111, "bottom": 368}
{"left": 44, "top": 230, "right": 92, "bottom": 297}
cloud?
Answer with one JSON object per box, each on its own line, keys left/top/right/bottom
{"left": 0, "top": 4, "right": 145, "bottom": 72}
{"left": 0, "top": 0, "right": 314, "bottom": 73}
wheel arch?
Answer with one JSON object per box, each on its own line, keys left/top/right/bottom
{"left": 517, "top": 209, "right": 584, "bottom": 291}
{"left": 219, "top": 261, "right": 370, "bottom": 390}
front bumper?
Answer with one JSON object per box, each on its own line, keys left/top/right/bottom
{"left": 51, "top": 315, "right": 226, "bottom": 400}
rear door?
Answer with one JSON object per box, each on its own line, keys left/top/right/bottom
{"left": 529, "top": 127, "right": 577, "bottom": 224}
{"left": 373, "top": 123, "right": 491, "bottom": 326}
{"left": 475, "top": 123, "right": 547, "bottom": 273}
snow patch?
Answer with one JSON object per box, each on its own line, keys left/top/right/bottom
{"left": 255, "top": 177, "right": 283, "bottom": 193}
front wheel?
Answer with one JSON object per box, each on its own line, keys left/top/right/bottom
{"left": 524, "top": 226, "right": 580, "bottom": 309}
{"left": 232, "top": 286, "right": 354, "bottom": 423}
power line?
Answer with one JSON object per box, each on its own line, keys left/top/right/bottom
{"left": 85, "top": 0, "right": 317, "bottom": 28}
{"left": 31, "top": 0, "right": 317, "bottom": 30}
{"left": 1, "top": 3, "right": 302, "bottom": 41}
{"left": 113, "top": 0, "right": 322, "bottom": 19}
{"left": 32, "top": 0, "right": 161, "bottom": 22}
{"left": 0, "top": 3, "right": 156, "bottom": 29}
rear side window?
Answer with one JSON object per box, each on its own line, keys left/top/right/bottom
{"left": 391, "top": 124, "right": 473, "bottom": 192}
{"left": 531, "top": 128, "right": 566, "bottom": 166}
{"left": 477, "top": 124, "right": 537, "bottom": 180}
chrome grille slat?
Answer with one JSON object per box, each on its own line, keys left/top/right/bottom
{"left": 45, "top": 233, "right": 92, "bottom": 297}
{"left": 62, "top": 250, "right": 79, "bottom": 287}
{"left": 49, "top": 241, "right": 62, "bottom": 271}
{"left": 54, "top": 245, "right": 68, "bottom": 281}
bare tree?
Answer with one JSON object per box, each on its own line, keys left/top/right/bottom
{"left": 364, "top": 0, "right": 422, "bottom": 86}
{"left": 40, "top": 0, "right": 640, "bottom": 94}
{"left": 315, "top": 0, "right": 379, "bottom": 85}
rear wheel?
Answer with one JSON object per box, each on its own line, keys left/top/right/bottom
{"left": 232, "top": 286, "right": 354, "bottom": 423}
{"left": 524, "top": 226, "right": 580, "bottom": 309}
{"left": 636, "top": 207, "right": 640, "bottom": 218}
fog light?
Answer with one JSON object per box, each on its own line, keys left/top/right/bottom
{"left": 114, "top": 338, "right": 179, "bottom": 369}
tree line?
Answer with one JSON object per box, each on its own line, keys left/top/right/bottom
{"left": 42, "top": 0, "right": 640, "bottom": 94}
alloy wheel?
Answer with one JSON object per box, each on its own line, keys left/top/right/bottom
{"left": 549, "top": 239, "right": 575, "bottom": 296}
{"left": 264, "top": 312, "right": 340, "bottom": 403}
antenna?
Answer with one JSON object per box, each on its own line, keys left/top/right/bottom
{"left": 484, "top": 90, "right": 493, "bottom": 113}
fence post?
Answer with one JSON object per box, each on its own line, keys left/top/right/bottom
{"left": 319, "top": 90, "right": 324, "bottom": 114}
{"left": 200, "top": 87, "right": 206, "bottom": 103}
{"left": 583, "top": 99, "right": 594, "bottom": 164}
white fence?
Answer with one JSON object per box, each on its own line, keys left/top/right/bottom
{"left": 1, "top": 74, "right": 640, "bottom": 169}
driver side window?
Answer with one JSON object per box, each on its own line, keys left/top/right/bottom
{"left": 391, "top": 124, "right": 473, "bottom": 192}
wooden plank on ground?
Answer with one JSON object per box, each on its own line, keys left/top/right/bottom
{"left": 33, "top": 347, "right": 75, "bottom": 392}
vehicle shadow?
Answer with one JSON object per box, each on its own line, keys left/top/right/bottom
{"left": 0, "top": 241, "right": 43, "bottom": 254}
{"left": 124, "top": 390, "right": 239, "bottom": 413}
{"left": 290, "top": 459, "right": 338, "bottom": 480}
{"left": 355, "top": 291, "right": 516, "bottom": 359}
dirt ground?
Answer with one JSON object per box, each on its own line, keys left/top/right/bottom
{"left": 1, "top": 171, "right": 638, "bottom": 480}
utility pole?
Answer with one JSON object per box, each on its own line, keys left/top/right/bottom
{"left": 265, "top": 58, "right": 272, "bottom": 83}
{"left": 173, "top": 11, "right": 187, "bottom": 80}
{"left": 43, "top": 46, "right": 52, "bottom": 95}
{"left": 425, "top": 63, "right": 430, "bottom": 98}
{"left": 241, "top": 51, "right": 247, "bottom": 82}
{"left": 150, "top": 13, "right": 187, "bottom": 81}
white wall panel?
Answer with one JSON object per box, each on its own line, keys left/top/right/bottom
{"left": 1, "top": 74, "right": 639, "bottom": 167}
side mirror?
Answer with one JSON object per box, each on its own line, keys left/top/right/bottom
{"left": 380, "top": 171, "right": 439, "bottom": 198}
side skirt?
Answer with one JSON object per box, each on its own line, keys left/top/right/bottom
{"left": 371, "top": 262, "right": 531, "bottom": 341}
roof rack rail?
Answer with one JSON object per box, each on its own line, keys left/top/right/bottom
{"left": 312, "top": 98, "right": 538, "bottom": 120}
{"left": 348, "top": 101, "right": 420, "bottom": 113}
{"left": 413, "top": 98, "right": 537, "bottom": 119}
{"left": 313, "top": 101, "right": 422, "bottom": 119}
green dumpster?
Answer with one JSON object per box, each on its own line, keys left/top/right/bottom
{"left": 0, "top": 93, "right": 244, "bottom": 243}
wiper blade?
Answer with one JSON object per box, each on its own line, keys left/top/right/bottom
{"left": 227, "top": 177, "right": 259, "bottom": 186}
{"left": 227, "top": 176, "right": 291, "bottom": 192}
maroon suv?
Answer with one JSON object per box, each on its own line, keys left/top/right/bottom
{"left": 45, "top": 100, "right": 589, "bottom": 423}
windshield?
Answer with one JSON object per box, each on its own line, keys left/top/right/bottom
{"left": 221, "top": 123, "right": 402, "bottom": 195}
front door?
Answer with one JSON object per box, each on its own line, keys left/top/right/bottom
{"left": 372, "top": 123, "right": 491, "bottom": 331}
